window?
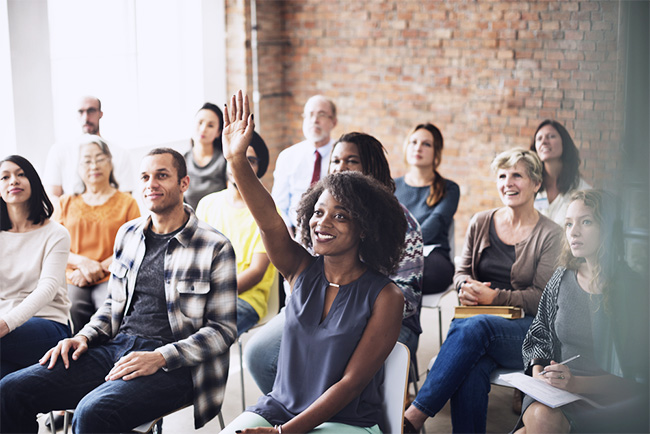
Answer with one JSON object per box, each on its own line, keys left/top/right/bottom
{"left": 2, "top": 0, "right": 225, "bottom": 168}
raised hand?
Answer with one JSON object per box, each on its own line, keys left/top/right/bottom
{"left": 221, "top": 90, "right": 256, "bottom": 162}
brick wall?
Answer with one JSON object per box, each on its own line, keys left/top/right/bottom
{"left": 226, "top": 0, "right": 628, "bottom": 252}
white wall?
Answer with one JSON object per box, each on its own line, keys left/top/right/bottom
{"left": 3, "top": 0, "right": 226, "bottom": 178}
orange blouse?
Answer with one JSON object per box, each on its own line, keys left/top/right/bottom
{"left": 54, "top": 191, "right": 141, "bottom": 284}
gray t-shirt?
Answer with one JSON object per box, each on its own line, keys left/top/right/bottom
{"left": 118, "top": 224, "right": 185, "bottom": 343}
{"left": 555, "top": 270, "right": 604, "bottom": 377}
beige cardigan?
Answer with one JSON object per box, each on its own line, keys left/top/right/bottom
{"left": 454, "top": 208, "right": 563, "bottom": 316}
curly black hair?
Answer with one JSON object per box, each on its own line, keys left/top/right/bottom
{"left": 295, "top": 171, "right": 407, "bottom": 275}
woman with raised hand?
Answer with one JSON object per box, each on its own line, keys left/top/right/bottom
{"left": 244, "top": 132, "right": 424, "bottom": 395}
{"left": 530, "top": 119, "right": 590, "bottom": 226}
{"left": 514, "top": 189, "right": 648, "bottom": 433}
{"left": 184, "top": 102, "right": 227, "bottom": 209}
{"left": 54, "top": 135, "right": 140, "bottom": 332}
{"left": 220, "top": 92, "right": 407, "bottom": 434}
{"left": 404, "top": 148, "right": 563, "bottom": 433}
{"left": 0, "top": 155, "right": 71, "bottom": 377}
{"left": 394, "top": 123, "right": 460, "bottom": 294}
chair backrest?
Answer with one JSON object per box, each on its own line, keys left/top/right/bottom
{"left": 380, "top": 342, "right": 410, "bottom": 434}
{"left": 257, "top": 272, "right": 280, "bottom": 326}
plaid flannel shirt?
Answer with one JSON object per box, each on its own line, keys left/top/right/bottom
{"left": 78, "top": 205, "right": 237, "bottom": 428}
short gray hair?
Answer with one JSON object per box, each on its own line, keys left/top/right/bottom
{"left": 491, "top": 148, "right": 543, "bottom": 185}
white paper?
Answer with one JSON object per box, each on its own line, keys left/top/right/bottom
{"left": 499, "top": 372, "right": 603, "bottom": 409}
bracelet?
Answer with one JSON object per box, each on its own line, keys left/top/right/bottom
{"left": 274, "top": 424, "right": 283, "bottom": 434}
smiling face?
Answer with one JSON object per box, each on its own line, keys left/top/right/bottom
{"left": 140, "top": 153, "right": 189, "bottom": 215}
{"left": 534, "top": 124, "right": 563, "bottom": 163}
{"left": 302, "top": 96, "right": 337, "bottom": 147}
{"left": 0, "top": 160, "right": 31, "bottom": 206}
{"left": 78, "top": 142, "right": 112, "bottom": 188}
{"left": 496, "top": 161, "right": 541, "bottom": 209}
{"left": 405, "top": 128, "right": 436, "bottom": 169}
{"left": 565, "top": 199, "right": 601, "bottom": 264}
{"left": 309, "top": 189, "right": 362, "bottom": 257}
{"left": 329, "top": 142, "right": 363, "bottom": 174}
{"left": 193, "top": 109, "right": 222, "bottom": 147}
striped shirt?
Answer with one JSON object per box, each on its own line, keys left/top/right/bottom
{"left": 78, "top": 205, "right": 237, "bottom": 428}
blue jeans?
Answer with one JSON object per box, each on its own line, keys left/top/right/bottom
{"left": 412, "top": 315, "right": 533, "bottom": 433}
{"left": 0, "top": 333, "right": 193, "bottom": 433}
{"left": 237, "top": 297, "right": 260, "bottom": 336}
{"left": 0, "top": 317, "right": 70, "bottom": 378}
{"left": 244, "top": 308, "right": 421, "bottom": 395}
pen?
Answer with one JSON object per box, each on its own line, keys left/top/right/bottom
{"left": 539, "top": 354, "right": 580, "bottom": 375}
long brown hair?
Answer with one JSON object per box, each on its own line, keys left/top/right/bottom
{"left": 404, "top": 123, "right": 446, "bottom": 207}
{"left": 559, "top": 189, "right": 621, "bottom": 311}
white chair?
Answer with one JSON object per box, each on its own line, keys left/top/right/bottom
{"left": 381, "top": 342, "right": 411, "bottom": 434}
{"left": 237, "top": 272, "right": 281, "bottom": 410}
{"left": 421, "top": 286, "right": 458, "bottom": 349}
{"left": 421, "top": 219, "right": 459, "bottom": 348}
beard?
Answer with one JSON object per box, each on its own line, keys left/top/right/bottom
{"left": 82, "top": 123, "right": 99, "bottom": 135}
{"left": 303, "top": 124, "right": 329, "bottom": 144}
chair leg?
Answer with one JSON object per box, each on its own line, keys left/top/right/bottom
{"left": 63, "top": 411, "right": 71, "bottom": 434}
{"left": 238, "top": 337, "right": 246, "bottom": 412}
{"left": 409, "top": 360, "right": 419, "bottom": 397}
{"left": 218, "top": 410, "right": 225, "bottom": 430}
{"left": 436, "top": 307, "right": 443, "bottom": 349}
{"left": 48, "top": 412, "right": 56, "bottom": 434}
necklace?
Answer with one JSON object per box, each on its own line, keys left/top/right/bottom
{"left": 328, "top": 282, "right": 340, "bottom": 288}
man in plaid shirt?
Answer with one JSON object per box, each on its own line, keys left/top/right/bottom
{"left": 0, "top": 148, "right": 237, "bottom": 432}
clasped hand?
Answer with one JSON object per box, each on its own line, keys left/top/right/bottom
{"left": 70, "top": 257, "right": 109, "bottom": 286}
{"left": 458, "top": 278, "right": 497, "bottom": 305}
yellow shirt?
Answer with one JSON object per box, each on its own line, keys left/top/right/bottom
{"left": 54, "top": 191, "right": 141, "bottom": 284}
{"left": 196, "top": 190, "right": 274, "bottom": 319}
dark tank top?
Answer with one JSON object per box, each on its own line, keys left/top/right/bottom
{"left": 248, "top": 256, "right": 392, "bottom": 427}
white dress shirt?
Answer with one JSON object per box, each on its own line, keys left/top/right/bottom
{"left": 271, "top": 138, "right": 334, "bottom": 227}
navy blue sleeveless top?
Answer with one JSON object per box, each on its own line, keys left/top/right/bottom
{"left": 248, "top": 256, "right": 392, "bottom": 427}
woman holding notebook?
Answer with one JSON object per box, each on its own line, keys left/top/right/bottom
{"left": 514, "top": 189, "right": 648, "bottom": 433}
{"left": 404, "top": 148, "right": 563, "bottom": 433}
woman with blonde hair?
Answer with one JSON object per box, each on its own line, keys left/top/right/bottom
{"left": 395, "top": 123, "right": 459, "bottom": 294}
{"left": 404, "top": 148, "right": 563, "bottom": 433}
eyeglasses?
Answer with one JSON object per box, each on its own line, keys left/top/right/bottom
{"left": 302, "top": 111, "right": 333, "bottom": 121}
{"left": 247, "top": 156, "right": 259, "bottom": 165}
{"left": 80, "top": 156, "right": 109, "bottom": 167}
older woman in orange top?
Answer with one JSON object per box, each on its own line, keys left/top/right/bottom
{"left": 54, "top": 135, "right": 140, "bottom": 331}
